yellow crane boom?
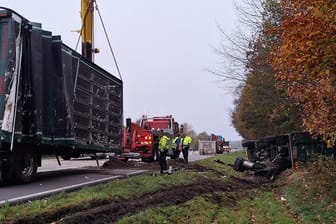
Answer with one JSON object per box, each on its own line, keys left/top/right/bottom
{"left": 81, "top": 0, "right": 94, "bottom": 61}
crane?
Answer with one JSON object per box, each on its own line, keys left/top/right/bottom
{"left": 81, "top": 0, "right": 94, "bottom": 62}
{"left": 79, "top": 0, "right": 122, "bottom": 80}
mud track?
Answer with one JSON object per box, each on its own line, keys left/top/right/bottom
{"left": 11, "top": 159, "right": 267, "bottom": 224}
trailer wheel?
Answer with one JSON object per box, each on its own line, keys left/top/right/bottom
{"left": 61, "top": 154, "right": 72, "bottom": 160}
{"left": 13, "top": 150, "right": 38, "bottom": 184}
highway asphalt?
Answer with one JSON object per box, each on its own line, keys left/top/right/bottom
{"left": 0, "top": 158, "right": 146, "bottom": 206}
{"left": 0, "top": 151, "right": 215, "bottom": 206}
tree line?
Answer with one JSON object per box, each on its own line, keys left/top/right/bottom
{"left": 214, "top": 0, "right": 336, "bottom": 146}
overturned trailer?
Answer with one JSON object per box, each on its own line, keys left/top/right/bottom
{"left": 234, "top": 132, "right": 336, "bottom": 180}
{"left": 0, "top": 8, "right": 123, "bottom": 183}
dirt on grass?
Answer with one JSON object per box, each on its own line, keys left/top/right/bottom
{"left": 103, "top": 157, "right": 187, "bottom": 171}
{"left": 102, "top": 157, "right": 235, "bottom": 177}
{"left": 9, "top": 158, "right": 268, "bottom": 224}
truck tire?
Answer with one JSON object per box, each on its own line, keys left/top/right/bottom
{"left": 13, "top": 149, "right": 38, "bottom": 184}
{"left": 61, "top": 154, "right": 72, "bottom": 160}
{"left": 141, "top": 157, "right": 152, "bottom": 162}
{"left": 233, "top": 156, "right": 245, "bottom": 172}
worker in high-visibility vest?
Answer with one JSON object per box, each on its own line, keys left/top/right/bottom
{"left": 182, "top": 135, "right": 192, "bottom": 163}
{"left": 158, "top": 131, "right": 170, "bottom": 173}
{"left": 171, "top": 134, "right": 181, "bottom": 159}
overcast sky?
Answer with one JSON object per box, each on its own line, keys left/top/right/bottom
{"left": 2, "top": 1, "right": 243, "bottom": 140}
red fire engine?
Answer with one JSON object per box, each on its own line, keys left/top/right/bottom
{"left": 121, "top": 115, "right": 180, "bottom": 162}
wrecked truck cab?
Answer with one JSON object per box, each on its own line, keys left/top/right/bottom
{"left": 234, "top": 132, "right": 336, "bottom": 180}
{"left": 234, "top": 135, "right": 294, "bottom": 180}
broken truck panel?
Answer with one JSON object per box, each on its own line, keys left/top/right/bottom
{"left": 0, "top": 8, "right": 123, "bottom": 183}
{"left": 235, "top": 132, "right": 336, "bottom": 180}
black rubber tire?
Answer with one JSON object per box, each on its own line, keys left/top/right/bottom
{"left": 13, "top": 150, "right": 38, "bottom": 184}
{"left": 72, "top": 153, "right": 81, "bottom": 159}
{"left": 233, "top": 156, "right": 245, "bottom": 172}
{"left": 142, "top": 156, "right": 154, "bottom": 163}
{"left": 61, "top": 154, "right": 72, "bottom": 160}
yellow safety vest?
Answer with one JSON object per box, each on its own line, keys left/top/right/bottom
{"left": 183, "top": 136, "right": 192, "bottom": 146}
{"left": 159, "top": 135, "right": 170, "bottom": 151}
{"left": 172, "top": 137, "right": 179, "bottom": 149}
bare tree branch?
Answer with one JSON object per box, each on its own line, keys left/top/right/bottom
{"left": 207, "top": 0, "right": 267, "bottom": 95}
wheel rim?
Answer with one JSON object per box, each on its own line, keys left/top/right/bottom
{"left": 21, "top": 153, "right": 35, "bottom": 177}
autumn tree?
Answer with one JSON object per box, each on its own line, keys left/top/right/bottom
{"left": 187, "top": 131, "right": 209, "bottom": 151}
{"left": 210, "top": 0, "right": 262, "bottom": 91}
{"left": 270, "top": 0, "right": 336, "bottom": 146}
{"left": 197, "top": 131, "right": 209, "bottom": 141}
{"left": 231, "top": 0, "right": 302, "bottom": 139}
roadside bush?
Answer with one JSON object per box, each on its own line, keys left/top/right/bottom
{"left": 283, "top": 154, "right": 336, "bottom": 223}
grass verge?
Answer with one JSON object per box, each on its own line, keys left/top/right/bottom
{"left": 1, "top": 151, "right": 335, "bottom": 223}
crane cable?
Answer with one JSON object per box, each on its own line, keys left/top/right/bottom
{"left": 95, "top": 2, "right": 123, "bottom": 81}
{"left": 75, "top": 0, "right": 123, "bottom": 81}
